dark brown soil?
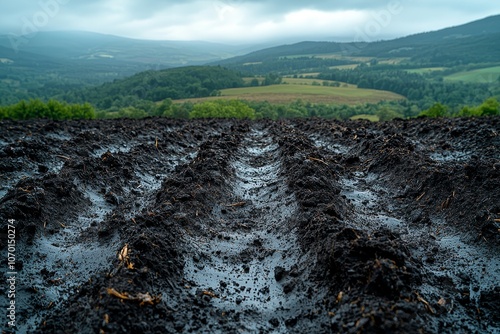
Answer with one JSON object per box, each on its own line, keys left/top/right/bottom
{"left": 0, "top": 117, "right": 499, "bottom": 333}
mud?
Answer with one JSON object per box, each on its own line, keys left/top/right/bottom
{"left": 0, "top": 117, "right": 499, "bottom": 333}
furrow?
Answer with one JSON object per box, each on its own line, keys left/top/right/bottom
{"left": 183, "top": 125, "right": 316, "bottom": 332}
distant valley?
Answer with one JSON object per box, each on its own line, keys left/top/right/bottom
{"left": 0, "top": 31, "right": 263, "bottom": 105}
{"left": 0, "top": 15, "right": 499, "bottom": 120}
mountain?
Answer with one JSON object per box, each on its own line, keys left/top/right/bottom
{"left": 356, "top": 15, "right": 500, "bottom": 62}
{"left": 380, "top": 14, "right": 500, "bottom": 45}
{"left": 0, "top": 31, "right": 258, "bottom": 67}
{"left": 216, "top": 14, "right": 500, "bottom": 66}
{"left": 0, "top": 44, "right": 63, "bottom": 68}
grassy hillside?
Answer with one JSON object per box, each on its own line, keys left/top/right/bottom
{"left": 444, "top": 66, "right": 500, "bottom": 83}
{"left": 406, "top": 67, "right": 447, "bottom": 74}
{"left": 214, "top": 41, "right": 344, "bottom": 65}
{"left": 282, "top": 78, "right": 355, "bottom": 87}
{"left": 351, "top": 114, "right": 380, "bottom": 122}
{"left": 175, "top": 81, "right": 404, "bottom": 105}
{"left": 360, "top": 33, "right": 500, "bottom": 64}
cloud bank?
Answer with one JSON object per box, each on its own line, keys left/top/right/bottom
{"left": 1, "top": 0, "right": 498, "bottom": 44}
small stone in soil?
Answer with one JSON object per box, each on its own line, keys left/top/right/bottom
{"left": 174, "top": 322, "right": 185, "bottom": 331}
{"left": 274, "top": 266, "right": 287, "bottom": 281}
{"left": 283, "top": 281, "right": 295, "bottom": 294}
{"left": 269, "top": 318, "right": 280, "bottom": 327}
{"left": 285, "top": 317, "right": 298, "bottom": 327}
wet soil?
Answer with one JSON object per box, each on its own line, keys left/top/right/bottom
{"left": 0, "top": 117, "right": 499, "bottom": 333}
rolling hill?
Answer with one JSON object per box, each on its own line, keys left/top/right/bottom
{"left": 0, "top": 44, "right": 63, "bottom": 69}
{"left": 0, "top": 31, "right": 257, "bottom": 67}
{"left": 357, "top": 15, "right": 500, "bottom": 62}
{"left": 215, "top": 14, "right": 500, "bottom": 66}
{"left": 174, "top": 79, "right": 404, "bottom": 105}
{"left": 64, "top": 66, "right": 245, "bottom": 108}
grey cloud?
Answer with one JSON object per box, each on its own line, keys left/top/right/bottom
{"left": 0, "top": 0, "right": 498, "bottom": 43}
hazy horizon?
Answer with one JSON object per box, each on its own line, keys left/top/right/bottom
{"left": 1, "top": 1, "right": 499, "bottom": 45}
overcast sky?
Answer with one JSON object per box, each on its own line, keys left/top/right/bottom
{"left": 1, "top": 0, "right": 499, "bottom": 44}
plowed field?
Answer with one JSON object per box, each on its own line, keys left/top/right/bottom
{"left": 1, "top": 117, "right": 499, "bottom": 333}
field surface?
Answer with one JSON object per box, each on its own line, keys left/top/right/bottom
{"left": 405, "top": 67, "right": 447, "bottom": 74}
{"left": 177, "top": 82, "right": 404, "bottom": 105}
{"left": 0, "top": 117, "right": 499, "bottom": 333}
{"left": 444, "top": 66, "right": 500, "bottom": 83}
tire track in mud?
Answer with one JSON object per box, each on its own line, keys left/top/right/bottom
{"left": 29, "top": 120, "right": 249, "bottom": 333}
{"left": 296, "top": 119, "right": 500, "bottom": 333}
{"left": 183, "top": 125, "right": 320, "bottom": 332}
{"left": 338, "top": 166, "right": 500, "bottom": 332}
{"left": 0, "top": 119, "right": 228, "bottom": 332}
{"left": 358, "top": 132, "right": 499, "bottom": 333}
{"left": 278, "top": 121, "right": 427, "bottom": 333}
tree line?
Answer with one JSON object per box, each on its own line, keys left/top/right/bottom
{"left": 419, "top": 98, "right": 499, "bottom": 118}
{"left": 93, "top": 98, "right": 404, "bottom": 120}
{"left": 1, "top": 97, "right": 497, "bottom": 121}
{"left": 317, "top": 65, "right": 493, "bottom": 109}
{"left": 225, "top": 56, "right": 355, "bottom": 76}
{"left": 100, "top": 97, "right": 498, "bottom": 120}
{"left": 60, "top": 66, "right": 245, "bottom": 110}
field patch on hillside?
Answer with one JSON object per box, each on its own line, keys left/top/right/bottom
{"left": 444, "top": 66, "right": 500, "bottom": 83}
{"left": 176, "top": 83, "right": 404, "bottom": 105}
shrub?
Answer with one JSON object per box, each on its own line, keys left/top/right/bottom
{"left": 418, "top": 103, "right": 448, "bottom": 118}
{"left": 376, "top": 108, "right": 403, "bottom": 121}
{"left": 458, "top": 97, "right": 499, "bottom": 117}
{"left": 0, "top": 99, "right": 96, "bottom": 120}
{"left": 477, "top": 97, "right": 499, "bottom": 116}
